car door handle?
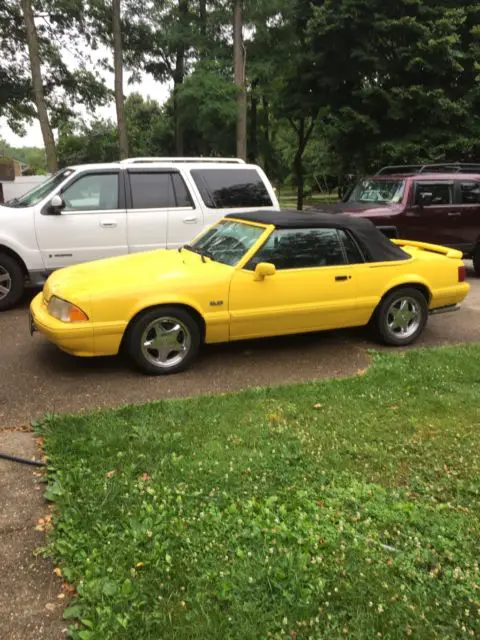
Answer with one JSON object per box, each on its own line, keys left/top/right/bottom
{"left": 183, "top": 216, "right": 199, "bottom": 223}
{"left": 335, "top": 275, "right": 351, "bottom": 281}
{"left": 100, "top": 220, "right": 117, "bottom": 228}
{"left": 448, "top": 212, "right": 462, "bottom": 217}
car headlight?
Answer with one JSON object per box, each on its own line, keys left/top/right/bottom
{"left": 47, "top": 296, "right": 89, "bottom": 322}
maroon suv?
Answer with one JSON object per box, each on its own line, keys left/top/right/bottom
{"left": 333, "top": 163, "right": 480, "bottom": 276}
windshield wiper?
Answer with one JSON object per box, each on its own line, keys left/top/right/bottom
{"left": 182, "top": 243, "right": 199, "bottom": 254}
{"left": 182, "top": 244, "right": 214, "bottom": 263}
{"left": 200, "top": 248, "right": 215, "bottom": 261}
{"left": 4, "top": 197, "right": 20, "bottom": 207}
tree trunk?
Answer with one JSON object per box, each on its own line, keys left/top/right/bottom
{"left": 199, "top": 0, "right": 207, "bottom": 38}
{"left": 263, "top": 96, "right": 269, "bottom": 145}
{"left": 113, "top": 0, "right": 128, "bottom": 159}
{"left": 290, "top": 117, "right": 315, "bottom": 211}
{"left": 174, "top": 0, "right": 188, "bottom": 155}
{"left": 233, "top": 0, "right": 247, "bottom": 160}
{"left": 262, "top": 95, "right": 270, "bottom": 174}
{"left": 248, "top": 80, "right": 258, "bottom": 163}
{"left": 21, "top": 0, "right": 57, "bottom": 173}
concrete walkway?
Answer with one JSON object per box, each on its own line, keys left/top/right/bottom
{"left": 0, "top": 430, "right": 65, "bottom": 639}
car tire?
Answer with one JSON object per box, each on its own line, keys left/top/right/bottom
{"left": 125, "top": 306, "right": 201, "bottom": 375}
{"left": 0, "top": 253, "right": 25, "bottom": 311}
{"left": 372, "top": 287, "right": 428, "bottom": 347}
{"left": 473, "top": 247, "right": 480, "bottom": 278}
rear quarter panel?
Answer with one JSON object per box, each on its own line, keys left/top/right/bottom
{"left": 351, "top": 252, "right": 468, "bottom": 324}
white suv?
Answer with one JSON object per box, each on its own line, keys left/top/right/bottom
{"left": 0, "top": 157, "right": 279, "bottom": 310}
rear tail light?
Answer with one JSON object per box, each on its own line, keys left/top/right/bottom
{"left": 458, "top": 265, "right": 466, "bottom": 282}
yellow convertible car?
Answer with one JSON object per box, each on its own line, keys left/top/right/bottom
{"left": 30, "top": 210, "right": 469, "bottom": 374}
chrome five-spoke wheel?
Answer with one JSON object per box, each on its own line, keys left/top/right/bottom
{"left": 386, "top": 296, "right": 421, "bottom": 340}
{"left": 141, "top": 316, "right": 191, "bottom": 369}
{"left": 374, "top": 287, "right": 428, "bottom": 346}
{"left": 126, "top": 306, "right": 201, "bottom": 375}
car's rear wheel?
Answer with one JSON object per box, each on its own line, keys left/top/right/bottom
{"left": 373, "top": 287, "right": 428, "bottom": 346}
{"left": 473, "top": 246, "right": 480, "bottom": 277}
{"left": 0, "top": 253, "right": 25, "bottom": 311}
{"left": 125, "top": 306, "right": 201, "bottom": 375}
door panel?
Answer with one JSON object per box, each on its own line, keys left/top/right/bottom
{"left": 229, "top": 266, "right": 362, "bottom": 340}
{"left": 450, "top": 180, "right": 480, "bottom": 252}
{"left": 35, "top": 171, "right": 127, "bottom": 269}
{"left": 228, "top": 227, "right": 367, "bottom": 340}
{"left": 167, "top": 207, "right": 203, "bottom": 249}
{"left": 400, "top": 181, "right": 464, "bottom": 247}
{"left": 126, "top": 170, "right": 202, "bottom": 252}
{"left": 166, "top": 172, "right": 203, "bottom": 248}
{"left": 126, "top": 171, "right": 170, "bottom": 253}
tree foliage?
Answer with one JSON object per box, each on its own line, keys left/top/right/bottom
{"left": 4, "top": 0, "right": 480, "bottom": 204}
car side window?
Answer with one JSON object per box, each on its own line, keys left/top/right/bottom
{"left": 339, "top": 229, "right": 364, "bottom": 264}
{"left": 129, "top": 172, "right": 176, "bottom": 209}
{"left": 190, "top": 169, "right": 273, "bottom": 208}
{"left": 245, "top": 228, "right": 346, "bottom": 270}
{"left": 62, "top": 173, "right": 119, "bottom": 211}
{"left": 458, "top": 181, "right": 480, "bottom": 204}
{"left": 414, "top": 182, "right": 452, "bottom": 206}
{"left": 171, "top": 173, "right": 194, "bottom": 207}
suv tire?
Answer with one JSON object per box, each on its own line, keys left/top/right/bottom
{"left": 473, "top": 247, "right": 480, "bottom": 278}
{"left": 372, "top": 287, "right": 428, "bottom": 346}
{"left": 126, "top": 306, "right": 201, "bottom": 375}
{"left": 0, "top": 253, "right": 25, "bottom": 311}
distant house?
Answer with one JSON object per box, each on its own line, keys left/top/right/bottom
{"left": 0, "top": 156, "right": 47, "bottom": 203}
{"left": 0, "top": 156, "right": 28, "bottom": 178}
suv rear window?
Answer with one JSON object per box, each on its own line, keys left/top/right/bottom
{"left": 190, "top": 169, "right": 273, "bottom": 209}
{"left": 459, "top": 181, "right": 480, "bottom": 204}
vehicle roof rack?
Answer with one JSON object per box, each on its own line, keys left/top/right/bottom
{"left": 120, "top": 157, "right": 246, "bottom": 165}
{"left": 376, "top": 163, "right": 480, "bottom": 176}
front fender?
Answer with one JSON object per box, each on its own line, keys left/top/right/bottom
{"left": 126, "top": 293, "right": 230, "bottom": 344}
{"left": 0, "top": 235, "right": 44, "bottom": 272}
{"left": 127, "top": 293, "right": 206, "bottom": 323}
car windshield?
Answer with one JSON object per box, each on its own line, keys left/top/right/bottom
{"left": 186, "top": 220, "right": 266, "bottom": 266}
{"left": 4, "top": 169, "right": 73, "bottom": 208}
{"left": 347, "top": 179, "right": 405, "bottom": 204}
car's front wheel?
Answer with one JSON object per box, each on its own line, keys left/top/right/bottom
{"left": 125, "top": 306, "right": 201, "bottom": 375}
{"left": 373, "top": 287, "right": 428, "bottom": 346}
{"left": 0, "top": 253, "right": 25, "bottom": 311}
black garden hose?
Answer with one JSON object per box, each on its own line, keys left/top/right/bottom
{"left": 0, "top": 451, "right": 46, "bottom": 467}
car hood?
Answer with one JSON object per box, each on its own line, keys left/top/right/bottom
{"left": 0, "top": 203, "right": 32, "bottom": 215}
{"left": 314, "top": 201, "right": 402, "bottom": 218}
{"left": 44, "top": 249, "right": 226, "bottom": 302}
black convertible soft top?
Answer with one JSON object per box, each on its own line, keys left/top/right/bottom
{"left": 226, "top": 209, "right": 409, "bottom": 263}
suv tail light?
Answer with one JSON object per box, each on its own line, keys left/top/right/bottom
{"left": 458, "top": 265, "right": 466, "bottom": 282}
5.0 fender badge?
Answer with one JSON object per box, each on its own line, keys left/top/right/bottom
{"left": 209, "top": 300, "right": 224, "bottom": 307}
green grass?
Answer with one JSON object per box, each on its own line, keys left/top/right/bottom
{"left": 41, "top": 345, "right": 480, "bottom": 639}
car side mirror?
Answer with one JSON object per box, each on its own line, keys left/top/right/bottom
{"left": 418, "top": 192, "right": 433, "bottom": 208}
{"left": 47, "top": 194, "right": 65, "bottom": 214}
{"left": 254, "top": 262, "right": 276, "bottom": 281}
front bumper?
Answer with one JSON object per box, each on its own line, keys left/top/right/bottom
{"left": 29, "top": 292, "right": 95, "bottom": 356}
